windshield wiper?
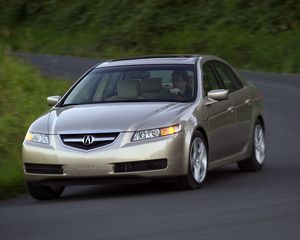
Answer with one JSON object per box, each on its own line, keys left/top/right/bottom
{"left": 61, "top": 103, "right": 84, "bottom": 107}
{"left": 61, "top": 99, "right": 192, "bottom": 107}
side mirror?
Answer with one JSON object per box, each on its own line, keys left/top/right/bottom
{"left": 208, "top": 89, "right": 229, "bottom": 101}
{"left": 47, "top": 96, "right": 61, "bottom": 107}
{"left": 205, "top": 89, "right": 229, "bottom": 106}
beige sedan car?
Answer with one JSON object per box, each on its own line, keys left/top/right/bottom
{"left": 23, "top": 55, "right": 266, "bottom": 200}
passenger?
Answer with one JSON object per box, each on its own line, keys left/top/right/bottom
{"left": 169, "top": 70, "right": 193, "bottom": 99}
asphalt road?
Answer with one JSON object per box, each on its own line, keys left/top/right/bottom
{"left": 1, "top": 53, "right": 300, "bottom": 240}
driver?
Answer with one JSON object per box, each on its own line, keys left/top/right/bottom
{"left": 169, "top": 70, "right": 193, "bottom": 98}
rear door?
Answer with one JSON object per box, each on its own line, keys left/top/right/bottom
{"left": 202, "top": 62, "right": 238, "bottom": 162}
{"left": 212, "top": 61, "right": 253, "bottom": 153}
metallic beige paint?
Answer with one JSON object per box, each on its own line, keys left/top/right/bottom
{"left": 22, "top": 55, "right": 264, "bottom": 184}
{"left": 207, "top": 89, "right": 229, "bottom": 101}
{"left": 47, "top": 96, "right": 61, "bottom": 107}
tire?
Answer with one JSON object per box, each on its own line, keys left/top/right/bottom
{"left": 177, "top": 131, "right": 208, "bottom": 189}
{"left": 26, "top": 182, "right": 65, "bottom": 200}
{"left": 237, "top": 120, "right": 266, "bottom": 171}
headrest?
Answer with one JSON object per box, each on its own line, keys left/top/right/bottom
{"left": 117, "top": 79, "right": 140, "bottom": 98}
{"left": 141, "top": 78, "right": 162, "bottom": 92}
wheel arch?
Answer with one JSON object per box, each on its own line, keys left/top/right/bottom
{"left": 195, "top": 126, "right": 209, "bottom": 153}
{"left": 256, "top": 115, "right": 265, "bottom": 129}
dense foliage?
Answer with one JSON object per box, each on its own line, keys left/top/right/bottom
{"left": 0, "top": 48, "right": 69, "bottom": 199}
{"left": 0, "top": 0, "right": 299, "bottom": 73}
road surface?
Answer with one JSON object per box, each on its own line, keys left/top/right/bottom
{"left": 1, "top": 53, "right": 300, "bottom": 240}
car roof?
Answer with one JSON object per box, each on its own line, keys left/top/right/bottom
{"left": 96, "top": 55, "right": 203, "bottom": 68}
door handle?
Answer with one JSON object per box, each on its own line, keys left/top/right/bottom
{"left": 227, "top": 106, "right": 235, "bottom": 113}
{"left": 245, "top": 99, "right": 252, "bottom": 105}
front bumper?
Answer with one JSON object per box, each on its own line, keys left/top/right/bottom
{"left": 22, "top": 131, "right": 191, "bottom": 184}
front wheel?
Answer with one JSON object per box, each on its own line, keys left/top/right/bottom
{"left": 26, "top": 182, "right": 65, "bottom": 200}
{"left": 238, "top": 121, "right": 266, "bottom": 171}
{"left": 177, "top": 131, "right": 208, "bottom": 189}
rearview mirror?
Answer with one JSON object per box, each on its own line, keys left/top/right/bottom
{"left": 205, "top": 89, "right": 228, "bottom": 106}
{"left": 47, "top": 96, "right": 61, "bottom": 107}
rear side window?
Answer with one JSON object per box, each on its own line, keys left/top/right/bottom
{"left": 212, "top": 61, "right": 243, "bottom": 92}
{"left": 202, "top": 63, "right": 221, "bottom": 95}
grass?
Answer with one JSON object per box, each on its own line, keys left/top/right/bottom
{"left": 0, "top": 46, "right": 70, "bottom": 199}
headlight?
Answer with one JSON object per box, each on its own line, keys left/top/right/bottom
{"left": 132, "top": 124, "right": 182, "bottom": 142}
{"left": 25, "top": 132, "right": 50, "bottom": 144}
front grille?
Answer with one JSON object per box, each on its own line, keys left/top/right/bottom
{"left": 114, "top": 159, "right": 167, "bottom": 173}
{"left": 60, "top": 132, "right": 119, "bottom": 150}
{"left": 25, "top": 163, "right": 63, "bottom": 175}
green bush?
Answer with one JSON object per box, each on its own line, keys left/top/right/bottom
{"left": 0, "top": 0, "right": 299, "bottom": 73}
{"left": 0, "top": 48, "right": 70, "bottom": 199}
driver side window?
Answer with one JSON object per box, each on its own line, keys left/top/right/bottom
{"left": 213, "top": 61, "right": 243, "bottom": 92}
{"left": 202, "top": 63, "right": 221, "bottom": 95}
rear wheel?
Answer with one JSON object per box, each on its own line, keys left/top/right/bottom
{"left": 26, "top": 182, "right": 65, "bottom": 200}
{"left": 238, "top": 121, "right": 266, "bottom": 171}
{"left": 177, "top": 131, "right": 208, "bottom": 189}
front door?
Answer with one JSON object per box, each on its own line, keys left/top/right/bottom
{"left": 202, "top": 63, "right": 238, "bottom": 162}
{"left": 213, "top": 61, "right": 253, "bottom": 153}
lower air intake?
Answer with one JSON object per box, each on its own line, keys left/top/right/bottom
{"left": 25, "top": 163, "right": 63, "bottom": 175}
{"left": 114, "top": 159, "right": 167, "bottom": 173}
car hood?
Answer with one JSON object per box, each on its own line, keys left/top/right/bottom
{"left": 41, "top": 102, "right": 194, "bottom": 134}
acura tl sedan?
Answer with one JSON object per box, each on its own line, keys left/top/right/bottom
{"left": 23, "top": 55, "right": 266, "bottom": 200}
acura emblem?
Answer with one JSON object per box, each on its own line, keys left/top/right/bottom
{"left": 82, "top": 135, "right": 94, "bottom": 145}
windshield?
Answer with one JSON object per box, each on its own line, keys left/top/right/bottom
{"left": 62, "top": 64, "right": 196, "bottom": 106}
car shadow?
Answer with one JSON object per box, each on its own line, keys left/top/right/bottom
{"left": 206, "top": 165, "right": 243, "bottom": 186}
{"left": 59, "top": 180, "right": 178, "bottom": 201}
{"left": 55, "top": 165, "right": 250, "bottom": 202}
{"left": 24, "top": 164, "right": 270, "bottom": 205}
